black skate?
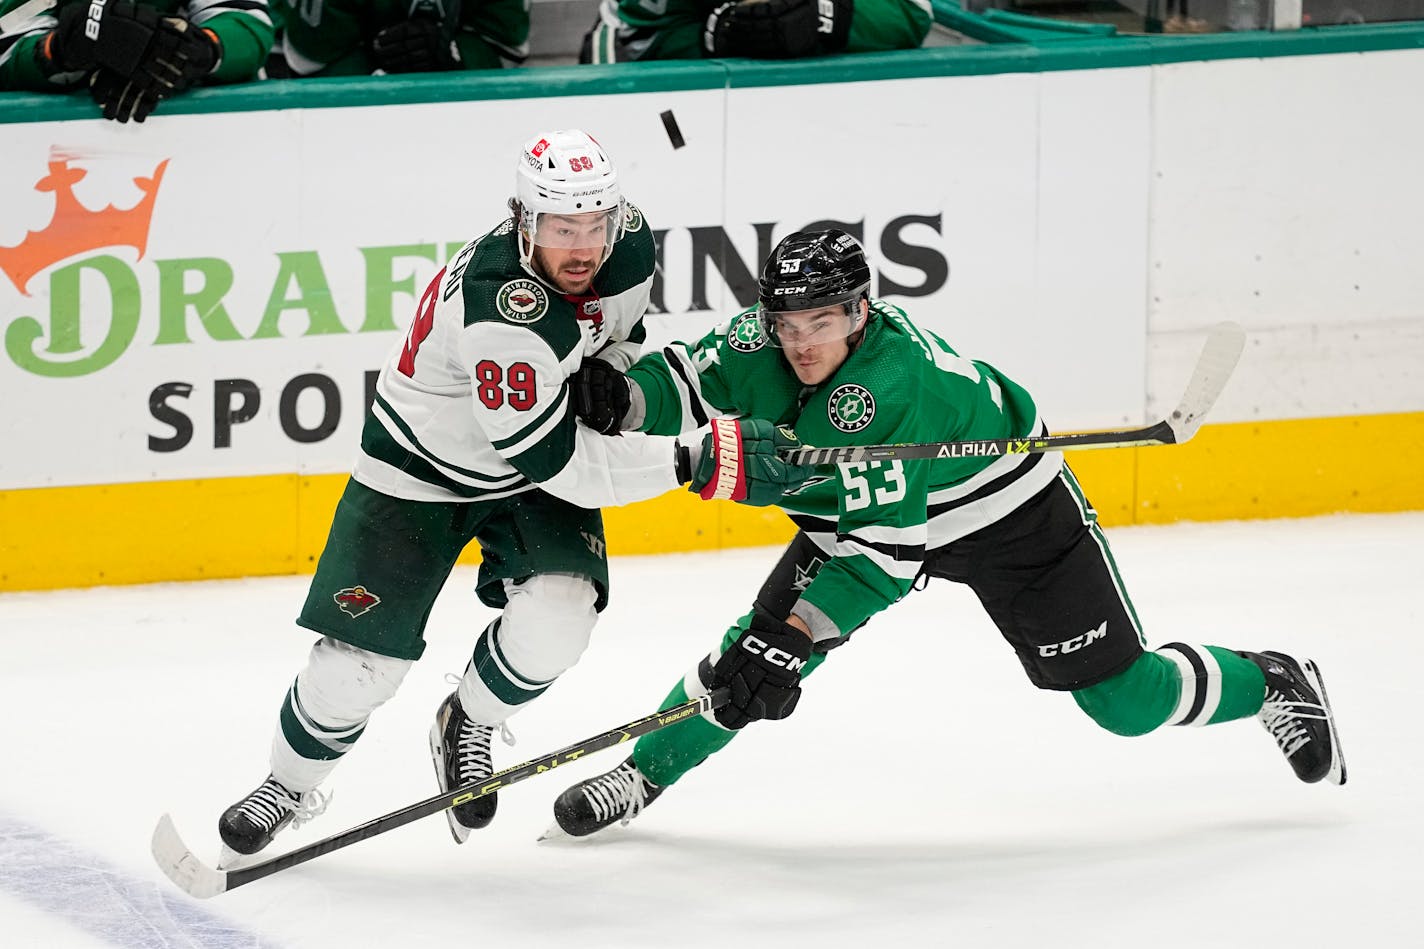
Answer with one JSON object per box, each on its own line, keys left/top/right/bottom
{"left": 217, "top": 775, "right": 328, "bottom": 862}
{"left": 552, "top": 757, "right": 664, "bottom": 838}
{"left": 1240, "top": 650, "right": 1347, "bottom": 785}
{"left": 430, "top": 691, "right": 499, "bottom": 843}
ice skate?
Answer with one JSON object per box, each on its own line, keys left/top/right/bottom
{"left": 1240, "top": 650, "right": 1347, "bottom": 785}
{"left": 430, "top": 690, "right": 499, "bottom": 843}
{"left": 217, "top": 774, "right": 329, "bottom": 867}
{"left": 549, "top": 757, "right": 664, "bottom": 839}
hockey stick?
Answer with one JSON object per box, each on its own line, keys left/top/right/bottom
{"left": 781, "top": 322, "right": 1246, "bottom": 466}
{"left": 152, "top": 688, "right": 728, "bottom": 899}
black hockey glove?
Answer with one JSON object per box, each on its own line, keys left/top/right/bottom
{"left": 370, "top": 16, "right": 464, "bottom": 73}
{"left": 675, "top": 418, "right": 816, "bottom": 507}
{"left": 571, "top": 358, "right": 632, "bottom": 435}
{"left": 45, "top": 0, "right": 159, "bottom": 74}
{"left": 703, "top": 0, "right": 854, "bottom": 59}
{"left": 711, "top": 614, "right": 812, "bottom": 730}
{"left": 88, "top": 69, "right": 162, "bottom": 123}
{"left": 47, "top": 3, "right": 216, "bottom": 88}
{"left": 80, "top": 17, "right": 217, "bottom": 122}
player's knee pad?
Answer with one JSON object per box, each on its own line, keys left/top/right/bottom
{"left": 296, "top": 636, "right": 413, "bottom": 726}
{"left": 1071, "top": 652, "right": 1179, "bottom": 737}
{"left": 272, "top": 637, "right": 413, "bottom": 786}
{"left": 492, "top": 573, "right": 598, "bottom": 682}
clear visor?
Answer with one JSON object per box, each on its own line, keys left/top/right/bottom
{"left": 527, "top": 206, "right": 622, "bottom": 254}
{"left": 760, "top": 301, "right": 859, "bottom": 348}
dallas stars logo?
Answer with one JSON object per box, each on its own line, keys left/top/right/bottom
{"left": 827, "top": 383, "right": 874, "bottom": 433}
{"left": 791, "top": 557, "right": 824, "bottom": 593}
{"left": 728, "top": 311, "right": 767, "bottom": 353}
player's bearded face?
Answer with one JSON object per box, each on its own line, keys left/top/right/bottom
{"left": 530, "top": 210, "right": 613, "bottom": 293}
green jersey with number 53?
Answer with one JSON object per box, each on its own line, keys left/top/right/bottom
{"left": 626, "top": 299, "right": 1064, "bottom": 638}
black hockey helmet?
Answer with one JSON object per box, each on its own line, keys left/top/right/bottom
{"left": 757, "top": 229, "right": 872, "bottom": 348}
{"left": 759, "top": 229, "right": 871, "bottom": 313}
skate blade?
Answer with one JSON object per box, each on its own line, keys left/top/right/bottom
{"left": 428, "top": 723, "right": 471, "bottom": 845}
{"left": 1302, "top": 659, "right": 1348, "bottom": 786}
{"left": 537, "top": 822, "right": 571, "bottom": 843}
{"left": 215, "top": 844, "right": 263, "bottom": 872}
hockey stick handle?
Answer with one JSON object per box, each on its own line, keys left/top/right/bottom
{"left": 778, "top": 322, "right": 1246, "bottom": 467}
{"left": 778, "top": 420, "right": 1176, "bottom": 466}
{"left": 155, "top": 688, "right": 729, "bottom": 897}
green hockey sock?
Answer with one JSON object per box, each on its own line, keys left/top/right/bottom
{"left": 1157, "top": 642, "right": 1266, "bottom": 725}
{"left": 1074, "top": 645, "right": 1267, "bottom": 736}
{"left": 633, "top": 678, "right": 737, "bottom": 788}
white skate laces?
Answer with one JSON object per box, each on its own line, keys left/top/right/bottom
{"left": 581, "top": 760, "right": 652, "bottom": 827}
{"left": 1258, "top": 691, "right": 1328, "bottom": 760}
{"left": 234, "top": 780, "right": 331, "bottom": 834}
{"left": 442, "top": 673, "right": 517, "bottom": 785}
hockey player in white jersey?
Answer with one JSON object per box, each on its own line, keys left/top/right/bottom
{"left": 214, "top": 129, "right": 813, "bottom": 862}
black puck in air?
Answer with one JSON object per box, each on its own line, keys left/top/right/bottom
{"left": 660, "top": 110, "right": 686, "bottom": 149}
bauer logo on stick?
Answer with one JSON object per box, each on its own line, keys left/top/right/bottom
{"left": 333, "top": 585, "right": 381, "bottom": 618}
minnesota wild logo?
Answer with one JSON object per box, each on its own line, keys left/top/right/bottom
{"left": 623, "top": 203, "right": 644, "bottom": 232}
{"left": 728, "top": 310, "right": 766, "bottom": 352}
{"left": 827, "top": 383, "right": 874, "bottom": 433}
{"left": 496, "top": 278, "right": 548, "bottom": 324}
{"left": 333, "top": 585, "right": 381, "bottom": 618}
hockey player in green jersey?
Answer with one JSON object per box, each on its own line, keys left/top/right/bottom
{"left": 0, "top": 0, "right": 273, "bottom": 121}
{"left": 579, "top": 0, "right": 930, "bottom": 63}
{"left": 214, "top": 130, "right": 813, "bottom": 865}
{"left": 551, "top": 228, "right": 1347, "bottom": 837}
{"left": 266, "top": 0, "right": 528, "bottom": 77}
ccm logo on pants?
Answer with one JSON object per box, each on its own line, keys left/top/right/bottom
{"left": 1038, "top": 621, "right": 1108, "bottom": 658}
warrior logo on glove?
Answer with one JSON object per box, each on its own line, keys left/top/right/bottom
{"left": 700, "top": 419, "right": 745, "bottom": 501}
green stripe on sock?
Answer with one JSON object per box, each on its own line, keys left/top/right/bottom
{"left": 279, "top": 690, "right": 349, "bottom": 761}
{"left": 488, "top": 621, "right": 555, "bottom": 689}
{"left": 472, "top": 629, "right": 550, "bottom": 706}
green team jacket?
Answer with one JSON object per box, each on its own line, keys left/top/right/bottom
{"left": 586, "top": 0, "right": 932, "bottom": 61}
{"left": 627, "top": 300, "right": 1064, "bottom": 639}
{"left": 270, "top": 0, "right": 528, "bottom": 75}
{"left": 0, "top": 0, "right": 273, "bottom": 91}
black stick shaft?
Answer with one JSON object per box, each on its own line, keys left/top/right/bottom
{"left": 778, "top": 322, "right": 1246, "bottom": 467}
{"left": 224, "top": 689, "right": 728, "bottom": 891}
{"left": 781, "top": 420, "right": 1175, "bottom": 466}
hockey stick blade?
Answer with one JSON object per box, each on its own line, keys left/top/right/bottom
{"left": 1160, "top": 321, "right": 1246, "bottom": 445}
{"left": 151, "top": 689, "right": 728, "bottom": 898}
{"left": 780, "top": 322, "right": 1246, "bottom": 465}
{"left": 153, "top": 814, "right": 229, "bottom": 898}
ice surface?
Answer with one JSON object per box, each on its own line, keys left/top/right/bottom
{"left": 1, "top": 512, "right": 1420, "bottom": 948}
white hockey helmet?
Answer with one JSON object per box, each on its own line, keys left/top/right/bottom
{"left": 513, "top": 129, "right": 626, "bottom": 272}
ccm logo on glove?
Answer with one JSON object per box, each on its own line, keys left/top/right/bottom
{"left": 738, "top": 633, "right": 808, "bottom": 673}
